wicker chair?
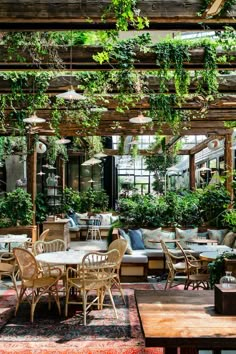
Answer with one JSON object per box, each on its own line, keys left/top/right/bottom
{"left": 33, "top": 239, "right": 66, "bottom": 256}
{"left": 160, "top": 239, "right": 188, "bottom": 289}
{"left": 0, "top": 252, "right": 17, "bottom": 291}
{"left": 176, "top": 241, "right": 210, "bottom": 290}
{"left": 108, "top": 238, "right": 128, "bottom": 303}
{"left": 26, "top": 229, "right": 50, "bottom": 252}
{"left": 65, "top": 249, "right": 120, "bottom": 325}
{"left": 13, "top": 247, "right": 62, "bottom": 323}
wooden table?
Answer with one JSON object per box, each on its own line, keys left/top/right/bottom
{"left": 135, "top": 290, "right": 236, "bottom": 354}
{"left": 187, "top": 238, "right": 218, "bottom": 245}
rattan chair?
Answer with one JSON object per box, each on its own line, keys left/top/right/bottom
{"left": 33, "top": 239, "right": 66, "bottom": 256}
{"left": 13, "top": 247, "right": 62, "bottom": 323}
{"left": 160, "top": 239, "right": 188, "bottom": 289}
{"left": 26, "top": 229, "right": 50, "bottom": 252}
{"left": 65, "top": 249, "right": 120, "bottom": 325}
{"left": 0, "top": 251, "right": 17, "bottom": 291}
{"left": 108, "top": 238, "right": 128, "bottom": 303}
{"left": 176, "top": 241, "right": 210, "bottom": 290}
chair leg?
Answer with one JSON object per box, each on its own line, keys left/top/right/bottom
{"left": 107, "top": 287, "right": 118, "bottom": 319}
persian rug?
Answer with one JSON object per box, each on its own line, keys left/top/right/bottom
{"left": 0, "top": 283, "right": 164, "bottom": 354}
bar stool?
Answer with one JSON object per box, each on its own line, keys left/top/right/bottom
{"left": 86, "top": 217, "right": 101, "bottom": 240}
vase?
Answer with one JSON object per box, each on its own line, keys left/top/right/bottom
{"left": 220, "top": 271, "right": 236, "bottom": 289}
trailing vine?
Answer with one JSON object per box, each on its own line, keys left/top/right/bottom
{"left": 102, "top": 0, "right": 149, "bottom": 31}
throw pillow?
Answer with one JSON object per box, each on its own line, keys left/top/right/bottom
{"left": 208, "top": 229, "right": 228, "bottom": 244}
{"left": 100, "top": 213, "right": 112, "bottom": 226}
{"left": 158, "top": 230, "right": 176, "bottom": 249}
{"left": 176, "top": 227, "right": 198, "bottom": 248}
{"left": 75, "top": 212, "right": 88, "bottom": 225}
{"left": 68, "top": 217, "right": 76, "bottom": 227}
{"left": 222, "top": 231, "right": 236, "bottom": 248}
{"left": 119, "top": 229, "right": 132, "bottom": 254}
{"left": 197, "top": 231, "right": 209, "bottom": 239}
{"left": 141, "top": 228, "right": 162, "bottom": 249}
{"left": 128, "top": 229, "right": 145, "bottom": 250}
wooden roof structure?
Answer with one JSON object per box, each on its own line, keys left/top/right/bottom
{"left": 1, "top": 0, "right": 235, "bottom": 221}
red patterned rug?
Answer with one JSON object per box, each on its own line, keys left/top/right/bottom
{"left": 0, "top": 283, "right": 164, "bottom": 354}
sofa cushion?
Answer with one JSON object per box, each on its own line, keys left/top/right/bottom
{"left": 197, "top": 231, "right": 209, "bottom": 239}
{"left": 119, "top": 229, "right": 132, "bottom": 255}
{"left": 222, "top": 231, "right": 236, "bottom": 248}
{"left": 176, "top": 227, "right": 198, "bottom": 248}
{"left": 99, "top": 213, "right": 112, "bottom": 226}
{"left": 141, "top": 228, "right": 162, "bottom": 249}
{"left": 122, "top": 250, "right": 148, "bottom": 264}
{"left": 158, "top": 230, "right": 176, "bottom": 249}
{"left": 128, "top": 229, "right": 145, "bottom": 250}
{"left": 76, "top": 212, "right": 88, "bottom": 225}
{"left": 208, "top": 229, "right": 228, "bottom": 244}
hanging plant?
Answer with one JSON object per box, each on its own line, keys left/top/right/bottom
{"left": 118, "top": 136, "right": 125, "bottom": 155}
{"left": 154, "top": 40, "right": 191, "bottom": 96}
{"left": 102, "top": 0, "right": 149, "bottom": 31}
{"left": 46, "top": 136, "right": 68, "bottom": 165}
{"left": 149, "top": 93, "right": 185, "bottom": 134}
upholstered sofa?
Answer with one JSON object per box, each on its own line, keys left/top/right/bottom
{"left": 111, "top": 227, "right": 236, "bottom": 282}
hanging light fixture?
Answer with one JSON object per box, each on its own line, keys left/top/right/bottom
{"left": 81, "top": 157, "right": 101, "bottom": 166}
{"left": 37, "top": 171, "right": 45, "bottom": 176}
{"left": 129, "top": 113, "right": 152, "bottom": 124}
{"left": 55, "top": 137, "right": 71, "bottom": 144}
{"left": 88, "top": 178, "right": 95, "bottom": 183}
{"left": 56, "top": 31, "right": 86, "bottom": 101}
{"left": 23, "top": 113, "right": 46, "bottom": 124}
{"left": 94, "top": 152, "right": 107, "bottom": 158}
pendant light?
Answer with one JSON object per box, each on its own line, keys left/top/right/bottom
{"left": 56, "top": 31, "right": 86, "bottom": 101}
{"left": 94, "top": 152, "right": 107, "bottom": 158}
{"left": 129, "top": 113, "right": 152, "bottom": 124}
{"left": 55, "top": 137, "right": 71, "bottom": 144}
{"left": 81, "top": 157, "right": 101, "bottom": 166}
{"left": 23, "top": 113, "right": 46, "bottom": 124}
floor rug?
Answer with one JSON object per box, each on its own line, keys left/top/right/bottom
{"left": 0, "top": 283, "right": 163, "bottom": 354}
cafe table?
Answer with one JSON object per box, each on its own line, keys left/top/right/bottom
{"left": 200, "top": 246, "right": 235, "bottom": 262}
{"left": 35, "top": 250, "right": 88, "bottom": 267}
{"left": 0, "top": 234, "right": 29, "bottom": 252}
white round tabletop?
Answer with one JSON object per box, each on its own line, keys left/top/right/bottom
{"left": 35, "top": 250, "right": 88, "bottom": 265}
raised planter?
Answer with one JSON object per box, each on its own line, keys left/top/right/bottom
{"left": 0, "top": 225, "right": 37, "bottom": 243}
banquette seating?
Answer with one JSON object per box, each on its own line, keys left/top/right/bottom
{"left": 111, "top": 227, "right": 236, "bottom": 282}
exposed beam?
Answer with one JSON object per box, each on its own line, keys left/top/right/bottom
{"left": 0, "top": 1, "right": 235, "bottom": 31}
{"left": 189, "top": 135, "right": 225, "bottom": 155}
{"left": 0, "top": 46, "right": 235, "bottom": 71}
{"left": 0, "top": 74, "right": 236, "bottom": 94}
{"left": 203, "top": 0, "right": 226, "bottom": 17}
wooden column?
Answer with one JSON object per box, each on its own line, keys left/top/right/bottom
{"left": 26, "top": 135, "right": 37, "bottom": 225}
{"left": 58, "top": 158, "right": 65, "bottom": 190}
{"left": 189, "top": 154, "right": 196, "bottom": 190}
{"left": 224, "top": 133, "right": 233, "bottom": 201}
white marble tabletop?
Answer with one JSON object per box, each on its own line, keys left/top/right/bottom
{"left": 35, "top": 250, "right": 88, "bottom": 265}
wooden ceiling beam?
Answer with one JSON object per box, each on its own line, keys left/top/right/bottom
{"left": 0, "top": 46, "right": 235, "bottom": 71}
{"left": 0, "top": 1, "right": 235, "bottom": 31}
{"left": 0, "top": 74, "right": 235, "bottom": 94}
{"left": 189, "top": 135, "right": 225, "bottom": 155}
{"left": 203, "top": 0, "right": 227, "bottom": 17}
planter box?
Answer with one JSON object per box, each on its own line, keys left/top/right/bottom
{"left": 0, "top": 225, "right": 37, "bottom": 243}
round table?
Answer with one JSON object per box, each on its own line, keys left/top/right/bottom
{"left": 200, "top": 249, "right": 236, "bottom": 262}
{"left": 35, "top": 250, "right": 88, "bottom": 266}
{"left": 187, "top": 238, "right": 218, "bottom": 245}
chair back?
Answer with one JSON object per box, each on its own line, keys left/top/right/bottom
{"left": 160, "top": 239, "right": 185, "bottom": 275}
{"left": 13, "top": 247, "right": 38, "bottom": 280}
{"left": 39, "top": 229, "right": 49, "bottom": 242}
{"left": 33, "top": 239, "right": 66, "bottom": 255}
{"left": 80, "top": 249, "right": 120, "bottom": 289}
{"left": 108, "top": 238, "right": 127, "bottom": 262}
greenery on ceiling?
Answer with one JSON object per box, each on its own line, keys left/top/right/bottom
{"left": 0, "top": 27, "right": 235, "bottom": 145}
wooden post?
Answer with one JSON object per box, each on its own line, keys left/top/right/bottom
{"left": 26, "top": 135, "right": 37, "bottom": 225}
{"left": 189, "top": 154, "right": 195, "bottom": 190}
{"left": 224, "top": 133, "right": 233, "bottom": 202}
{"left": 58, "top": 158, "right": 65, "bottom": 190}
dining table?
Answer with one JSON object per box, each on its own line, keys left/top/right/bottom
{"left": 35, "top": 249, "right": 88, "bottom": 267}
